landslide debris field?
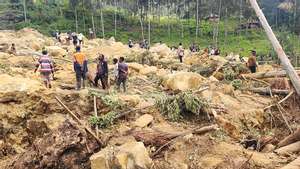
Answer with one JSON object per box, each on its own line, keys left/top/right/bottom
{"left": 0, "top": 28, "right": 300, "bottom": 169}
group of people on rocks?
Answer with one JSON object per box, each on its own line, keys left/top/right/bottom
{"left": 34, "top": 45, "right": 128, "bottom": 92}
{"left": 33, "top": 29, "right": 259, "bottom": 90}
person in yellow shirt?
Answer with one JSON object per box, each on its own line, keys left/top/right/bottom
{"left": 247, "top": 50, "right": 258, "bottom": 73}
{"left": 73, "top": 46, "right": 88, "bottom": 90}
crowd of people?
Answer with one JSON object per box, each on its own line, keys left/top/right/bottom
{"left": 29, "top": 30, "right": 259, "bottom": 90}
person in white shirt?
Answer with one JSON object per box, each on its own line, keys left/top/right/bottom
{"left": 78, "top": 33, "right": 84, "bottom": 45}
{"left": 177, "top": 43, "right": 184, "bottom": 63}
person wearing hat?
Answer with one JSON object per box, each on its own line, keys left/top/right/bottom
{"left": 34, "top": 50, "right": 54, "bottom": 88}
{"left": 73, "top": 46, "right": 88, "bottom": 90}
{"left": 247, "top": 50, "right": 258, "bottom": 73}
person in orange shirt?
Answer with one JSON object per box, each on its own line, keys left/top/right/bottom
{"left": 73, "top": 46, "right": 88, "bottom": 90}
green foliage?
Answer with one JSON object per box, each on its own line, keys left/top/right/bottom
{"left": 100, "top": 94, "right": 123, "bottom": 110}
{"left": 231, "top": 79, "right": 242, "bottom": 90}
{"left": 89, "top": 111, "right": 118, "bottom": 128}
{"left": 224, "top": 67, "right": 237, "bottom": 81}
{"left": 155, "top": 91, "right": 209, "bottom": 122}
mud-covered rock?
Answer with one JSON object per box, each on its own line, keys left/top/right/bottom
{"left": 7, "top": 120, "right": 100, "bottom": 169}
{"left": 90, "top": 141, "right": 152, "bottom": 169}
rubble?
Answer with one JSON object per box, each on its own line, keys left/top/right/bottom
{"left": 0, "top": 28, "right": 299, "bottom": 169}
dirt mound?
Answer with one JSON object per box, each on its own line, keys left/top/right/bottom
{"left": 7, "top": 120, "right": 100, "bottom": 169}
{"left": 0, "top": 28, "right": 54, "bottom": 53}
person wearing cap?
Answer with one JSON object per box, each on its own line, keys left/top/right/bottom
{"left": 73, "top": 46, "right": 88, "bottom": 90}
{"left": 247, "top": 50, "right": 258, "bottom": 73}
{"left": 34, "top": 50, "right": 54, "bottom": 88}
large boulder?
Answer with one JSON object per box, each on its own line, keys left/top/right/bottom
{"left": 90, "top": 141, "right": 152, "bottom": 169}
{"left": 162, "top": 72, "right": 206, "bottom": 91}
{"left": 45, "top": 46, "right": 67, "bottom": 57}
{"left": 139, "top": 66, "right": 157, "bottom": 75}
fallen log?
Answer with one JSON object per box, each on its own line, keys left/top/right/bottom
{"left": 277, "top": 128, "right": 300, "bottom": 148}
{"left": 59, "top": 83, "right": 76, "bottom": 90}
{"left": 242, "top": 70, "right": 300, "bottom": 79}
{"left": 280, "top": 156, "right": 300, "bottom": 169}
{"left": 131, "top": 125, "right": 218, "bottom": 147}
{"left": 247, "top": 87, "right": 290, "bottom": 95}
{"left": 275, "top": 141, "right": 300, "bottom": 155}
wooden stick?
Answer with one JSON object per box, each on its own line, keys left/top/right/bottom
{"left": 249, "top": 0, "right": 300, "bottom": 95}
{"left": 93, "top": 96, "right": 99, "bottom": 137}
{"left": 247, "top": 87, "right": 290, "bottom": 95}
{"left": 264, "top": 91, "right": 294, "bottom": 110}
{"left": 55, "top": 96, "right": 103, "bottom": 144}
{"left": 277, "top": 104, "right": 293, "bottom": 134}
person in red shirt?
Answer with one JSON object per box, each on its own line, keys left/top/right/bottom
{"left": 34, "top": 50, "right": 54, "bottom": 88}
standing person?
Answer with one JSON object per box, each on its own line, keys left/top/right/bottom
{"left": 73, "top": 46, "right": 88, "bottom": 90}
{"left": 72, "top": 32, "right": 78, "bottom": 46}
{"left": 117, "top": 57, "right": 128, "bottom": 92}
{"left": 190, "top": 43, "right": 198, "bottom": 53}
{"left": 113, "top": 58, "right": 119, "bottom": 81}
{"left": 34, "top": 50, "right": 54, "bottom": 88}
{"left": 89, "top": 28, "right": 94, "bottom": 39}
{"left": 78, "top": 33, "right": 84, "bottom": 45}
{"left": 247, "top": 50, "right": 258, "bottom": 73}
{"left": 94, "top": 54, "right": 109, "bottom": 90}
{"left": 177, "top": 43, "right": 184, "bottom": 63}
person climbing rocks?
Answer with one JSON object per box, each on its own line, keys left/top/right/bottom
{"left": 128, "top": 39, "right": 134, "bottom": 48}
{"left": 78, "top": 33, "right": 84, "bottom": 45}
{"left": 117, "top": 57, "right": 128, "bottom": 92}
{"left": 73, "top": 46, "right": 88, "bottom": 90}
{"left": 8, "top": 43, "right": 16, "bottom": 55}
{"left": 34, "top": 50, "right": 54, "bottom": 88}
{"left": 94, "top": 54, "right": 109, "bottom": 90}
{"left": 247, "top": 50, "right": 258, "bottom": 73}
{"left": 177, "top": 43, "right": 184, "bottom": 63}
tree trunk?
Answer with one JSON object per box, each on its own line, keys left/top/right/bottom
{"left": 249, "top": 0, "right": 300, "bottom": 95}
{"left": 215, "top": 0, "right": 222, "bottom": 47}
{"left": 114, "top": 0, "right": 117, "bottom": 38}
{"left": 275, "top": 141, "right": 300, "bottom": 155}
{"left": 196, "top": 0, "right": 199, "bottom": 40}
{"left": 75, "top": 8, "right": 78, "bottom": 33}
{"left": 23, "top": 0, "right": 27, "bottom": 22}
{"left": 92, "top": 13, "right": 96, "bottom": 38}
{"left": 247, "top": 87, "right": 290, "bottom": 95}
{"left": 100, "top": 0, "right": 105, "bottom": 38}
{"left": 224, "top": 8, "right": 228, "bottom": 46}
{"left": 280, "top": 156, "right": 300, "bottom": 169}
{"left": 139, "top": 4, "right": 145, "bottom": 40}
{"left": 148, "top": 0, "right": 151, "bottom": 45}
{"left": 242, "top": 70, "right": 300, "bottom": 79}
{"left": 278, "top": 128, "right": 300, "bottom": 148}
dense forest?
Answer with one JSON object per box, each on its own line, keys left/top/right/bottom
{"left": 0, "top": 0, "right": 300, "bottom": 64}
